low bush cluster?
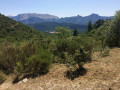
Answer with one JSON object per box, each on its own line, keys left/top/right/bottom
{"left": 0, "top": 42, "right": 53, "bottom": 76}
{"left": 54, "top": 37, "right": 93, "bottom": 73}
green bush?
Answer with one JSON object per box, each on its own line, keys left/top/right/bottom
{"left": 55, "top": 27, "right": 71, "bottom": 38}
{"left": 54, "top": 38, "right": 80, "bottom": 63}
{"left": 0, "top": 42, "right": 19, "bottom": 73}
{"left": 96, "top": 11, "right": 120, "bottom": 47}
{"left": 54, "top": 37, "right": 93, "bottom": 71}
{"left": 65, "top": 47, "right": 92, "bottom": 72}
{"left": 16, "top": 48, "right": 53, "bottom": 75}
{"left": 101, "top": 46, "right": 110, "bottom": 57}
{"left": 0, "top": 42, "right": 53, "bottom": 76}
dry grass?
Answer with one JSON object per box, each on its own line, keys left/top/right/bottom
{"left": 0, "top": 71, "right": 6, "bottom": 84}
{"left": 1, "top": 48, "right": 120, "bottom": 90}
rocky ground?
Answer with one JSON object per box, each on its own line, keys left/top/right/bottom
{"left": 0, "top": 48, "right": 120, "bottom": 90}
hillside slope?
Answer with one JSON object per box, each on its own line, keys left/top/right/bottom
{"left": 0, "top": 13, "right": 40, "bottom": 42}
{"left": 0, "top": 48, "right": 120, "bottom": 90}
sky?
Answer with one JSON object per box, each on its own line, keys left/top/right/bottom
{"left": 0, "top": 0, "right": 120, "bottom": 17}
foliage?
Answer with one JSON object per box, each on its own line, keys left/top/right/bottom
{"left": 93, "top": 19, "right": 104, "bottom": 29}
{"left": 16, "top": 48, "right": 53, "bottom": 75}
{"left": 0, "top": 13, "right": 41, "bottom": 42}
{"left": 0, "top": 42, "right": 19, "bottom": 73}
{"left": 55, "top": 27, "right": 71, "bottom": 38}
{"left": 105, "top": 11, "right": 120, "bottom": 47}
{"left": 54, "top": 36, "right": 94, "bottom": 72}
{"left": 90, "top": 20, "right": 111, "bottom": 48}
{"left": 0, "top": 42, "right": 53, "bottom": 76}
{"left": 29, "top": 22, "right": 87, "bottom": 33}
{"left": 101, "top": 46, "right": 110, "bottom": 57}
{"left": 92, "top": 11, "right": 120, "bottom": 47}
{"left": 87, "top": 20, "right": 92, "bottom": 32}
{"left": 0, "top": 14, "right": 54, "bottom": 78}
{"left": 73, "top": 28, "right": 79, "bottom": 36}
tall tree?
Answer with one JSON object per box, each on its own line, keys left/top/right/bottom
{"left": 105, "top": 11, "right": 120, "bottom": 47}
{"left": 87, "top": 20, "right": 92, "bottom": 32}
{"left": 109, "top": 11, "right": 120, "bottom": 46}
{"left": 73, "top": 28, "right": 79, "bottom": 36}
{"left": 55, "top": 27, "right": 71, "bottom": 38}
{"left": 93, "top": 19, "right": 104, "bottom": 29}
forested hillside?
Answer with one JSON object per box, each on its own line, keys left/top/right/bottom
{"left": 28, "top": 22, "right": 87, "bottom": 33}
{"left": 0, "top": 14, "right": 52, "bottom": 82}
{"left": 0, "top": 13, "right": 43, "bottom": 42}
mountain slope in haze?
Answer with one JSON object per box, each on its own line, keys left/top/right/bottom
{"left": 21, "top": 17, "right": 46, "bottom": 24}
{"left": 28, "top": 22, "right": 87, "bottom": 33}
{"left": 9, "top": 13, "right": 114, "bottom": 25}
{"left": 9, "top": 13, "right": 59, "bottom": 21}
{"left": 0, "top": 13, "right": 40, "bottom": 42}
{"left": 57, "top": 13, "right": 114, "bottom": 25}
{"left": 21, "top": 17, "right": 58, "bottom": 24}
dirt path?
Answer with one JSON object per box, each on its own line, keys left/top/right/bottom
{"left": 0, "top": 48, "right": 120, "bottom": 90}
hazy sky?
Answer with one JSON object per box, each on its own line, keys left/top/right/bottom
{"left": 0, "top": 0, "right": 120, "bottom": 17}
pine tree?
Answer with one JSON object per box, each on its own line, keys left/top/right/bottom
{"left": 93, "top": 19, "right": 104, "bottom": 29}
{"left": 87, "top": 20, "right": 92, "bottom": 32}
{"left": 73, "top": 28, "right": 79, "bottom": 36}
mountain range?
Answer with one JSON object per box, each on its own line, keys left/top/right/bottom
{"left": 9, "top": 13, "right": 59, "bottom": 21}
{"left": 8, "top": 13, "right": 114, "bottom": 33}
{"left": 9, "top": 13, "right": 114, "bottom": 25}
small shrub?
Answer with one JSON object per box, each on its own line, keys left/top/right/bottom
{"left": 65, "top": 47, "right": 92, "bottom": 71}
{"left": 0, "top": 42, "right": 53, "bottom": 77}
{"left": 20, "top": 42, "right": 36, "bottom": 58}
{"left": 53, "top": 37, "right": 93, "bottom": 79}
{"left": 101, "top": 46, "right": 110, "bottom": 57}
{"left": 64, "top": 52, "right": 77, "bottom": 71}
{"left": 54, "top": 37, "right": 93, "bottom": 66}
{"left": 54, "top": 38, "right": 81, "bottom": 60}
{"left": 15, "top": 48, "right": 53, "bottom": 75}
{"left": 64, "top": 49, "right": 90, "bottom": 80}
{"left": 0, "top": 42, "right": 19, "bottom": 73}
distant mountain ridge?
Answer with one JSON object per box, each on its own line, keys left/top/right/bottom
{"left": 57, "top": 13, "right": 114, "bottom": 25}
{"left": 9, "top": 13, "right": 114, "bottom": 25}
{"left": 8, "top": 13, "right": 114, "bottom": 33}
{"left": 9, "top": 13, "right": 59, "bottom": 21}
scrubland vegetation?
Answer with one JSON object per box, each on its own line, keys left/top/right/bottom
{"left": 0, "top": 10, "right": 120, "bottom": 84}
